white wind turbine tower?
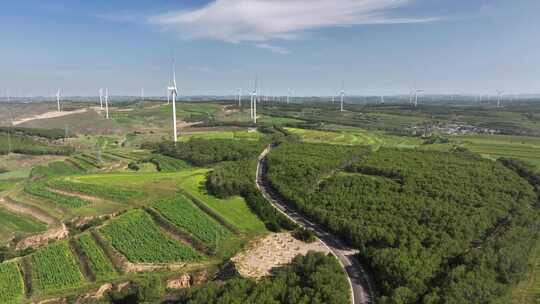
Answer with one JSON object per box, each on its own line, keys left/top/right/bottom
{"left": 56, "top": 89, "right": 61, "bottom": 111}
{"left": 99, "top": 89, "right": 104, "bottom": 110}
{"left": 414, "top": 89, "right": 424, "bottom": 107}
{"left": 496, "top": 90, "right": 504, "bottom": 108}
{"left": 141, "top": 88, "right": 144, "bottom": 100}
{"left": 287, "top": 89, "right": 291, "bottom": 105}
{"left": 237, "top": 88, "right": 242, "bottom": 107}
{"left": 250, "top": 76, "right": 258, "bottom": 123}
{"left": 104, "top": 88, "right": 110, "bottom": 119}
{"left": 340, "top": 81, "right": 345, "bottom": 112}
{"left": 381, "top": 95, "right": 385, "bottom": 104}
{"left": 168, "top": 60, "right": 179, "bottom": 142}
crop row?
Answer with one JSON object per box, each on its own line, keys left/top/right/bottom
{"left": 48, "top": 178, "right": 140, "bottom": 203}
{"left": 24, "top": 180, "right": 89, "bottom": 208}
{"left": 0, "top": 262, "right": 24, "bottom": 304}
{"left": 74, "top": 234, "right": 117, "bottom": 281}
{"left": 145, "top": 154, "right": 190, "bottom": 172}
{"left": 30, "top": 161, "right": 84, "bottom": 179}
{"left": 152, "top": 195, "right": 231, "bottom": 251}
{"left": 100, "top": 209, "right": 201, "bottom": 263}
{"left": 29, "top": 242, "right": 85, "bottom": 293}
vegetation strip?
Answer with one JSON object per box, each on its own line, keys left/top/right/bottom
{"left": 151, "top": 195, "right": 232, "bottom": 252}
{"left": 28, "top": 242, "right": 85, "bottom": 293}
{"left": 0, "top": 261, "right": 25, "bottom": 304}
{"left": 99, "top": 209, "right": 201, "bottom": 263}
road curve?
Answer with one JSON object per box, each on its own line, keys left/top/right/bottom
{"left": 256, "top": 146, "right": 375, "bottom": 304}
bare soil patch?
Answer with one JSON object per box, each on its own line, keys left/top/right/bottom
{"left": 231, "top": 232, "right": 330, "bottom": 279}
{"left": 13, "top": 109, "right": 88, "bottom": 125}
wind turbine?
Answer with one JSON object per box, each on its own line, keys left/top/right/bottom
{"left": 381, "top": 95, "right": 385, "bottom": 104}
{"left": 287, "top": 89, "right": 291, "bottom": 105}
{"left": 141, "top": 88, "right": 144, "bottom": 100}
{"left": 250, "top": 76, "right": 258, "bottom": 124}
{"left": 340, "top": 81, "right": 345, "bottom": 112}
{"left": 168, "top": 59, "right": 179, "bottom": 142}
{"left": 56, "top": 89, "right": 61, "bottom": 111}
{"left": 99, "top": 88, "right": 103, "bottom": 109}
{"left": 496, "top": 90, "right": 504, "bottom": 108}
{"left": 414, "top": 90, "right": 424, "bottom": 107}
{"left": 237, "top": 88, "right": 242, "bottom": 107}
{"left": 104, "top": 88, "right": 110, "bottom": 119}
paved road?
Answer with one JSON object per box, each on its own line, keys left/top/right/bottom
{"left": 256, "top": 146, "right": 375, "bottom": 304}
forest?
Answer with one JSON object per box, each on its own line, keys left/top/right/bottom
{"left": 171, "top": 251, "right": 350, "bottom": 304}
{"left": 265, "top": 142, "right": 540, "bottom": 303}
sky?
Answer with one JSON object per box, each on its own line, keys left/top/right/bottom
{"left": 0, "top": 0, "right": 539, "bottom": 97}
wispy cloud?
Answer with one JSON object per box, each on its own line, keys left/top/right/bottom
{"left": 148, "top": 0, "right": 439, "bottom": 46}
{"left": 254, "top": 43, "right": 289, "bottom": 54}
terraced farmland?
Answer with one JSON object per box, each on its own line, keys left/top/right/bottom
{"left": 0, "top": 207, "right": 47, "bottom": 244}
{"left": 178, "top": 130, "right": 261, "bottom": 142}
{"left": 144, "top": 154, "right": 190, "bottom": 172}
{"left": 24, "top": 180, "right": 90, "bottom": 208}
{"left": 71, "top": 169, "right": 267, "bottom": 233}
{"left": 48, "top": 178, "right": 141, "bottom": 203}
{"left": 450, "top": 134, "right": 540, "bottom": 168}
{"left": 100, "top": 209, "right": 201, "bottom": 263}
{"left": 152, "top": 195, "right": 232, "bottom": 251}
{"left": 74, "top": 234, "right": 117, "bottom": 281}
{"left": 0, "top": 262, "right": 25, "bottom": 304}
{"left": 29, "top": 242, "right": 85, "bottom": 293}
{"left": 285, "top": 127, "right": 422, "bottom": 149}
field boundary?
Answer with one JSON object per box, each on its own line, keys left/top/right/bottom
{"left": 145, "top": 207, "right": 211, "bottom": 255}
{"left": 177, "top": 189, "right": 239, "bottom": 234}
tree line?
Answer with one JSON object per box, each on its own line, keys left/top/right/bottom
{"left": 265, "top": 142, "right": 540, "bottom": 303}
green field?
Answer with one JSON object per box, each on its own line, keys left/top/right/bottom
{"left": 179, "top": 130, "right": 261, "bottom": 142}
{"left": 285, "top": 127, "right": 422, "bottom": 149}
{"left": 0, "top": 262, "right": 25, "bottom": 304}
{"left": 0, "top": 207, "right": 47, "bottom": 244}
{"left": 73, "top": 169, "right": 267, "bottom": 233}
{"left": 100, "top": 209, "right": 201, "bottom": 263}
{"left": 448, "top": 135, "right": 540, "bottom": 168}
{"left": 29, "top": 242, "right": 85, "bottom": 293}
{"left": 74, "top": 234, "right": 117, "bottom": 281}
{"left": 152, "top": 195, "right": 232, "bottom": 251}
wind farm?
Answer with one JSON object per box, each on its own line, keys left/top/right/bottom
{"left": 1, "top": 1, "right": 540, "bottom": 304}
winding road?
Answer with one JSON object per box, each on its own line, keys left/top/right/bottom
{"left": 256, "top": 146, "right": 375, "bottom": 304}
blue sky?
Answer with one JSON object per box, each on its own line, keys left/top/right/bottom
{"left": 0, "top": 0, "right": 539, "bottom": 97}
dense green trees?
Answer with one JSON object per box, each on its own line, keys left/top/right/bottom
{"left": 173, "top": 251, "right": 350, "bottom": 304}
{"left": 155, "top": 139, "right": 267, "bottom": 166}
{"left": 0, "top": 132, "right": 74, "bottom": 156}
{"left": 266, "top": 142, "right": 540, "bottom": 303}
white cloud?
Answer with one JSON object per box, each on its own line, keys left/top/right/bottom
{"left": 254, "top": 43, "right": 289, "bottom": 54}
{"left": 148, "top": 0, "right": 439, "bottom": 44}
